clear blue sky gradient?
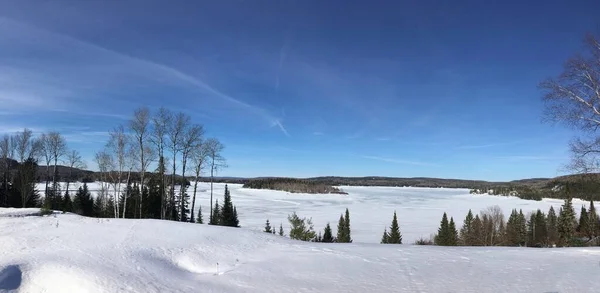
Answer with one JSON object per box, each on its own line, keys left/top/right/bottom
{"left": 0, "top": 0, "right": 599, "bottom": 181}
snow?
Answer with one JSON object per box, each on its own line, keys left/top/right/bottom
{"left": 1, "top": 208, "right": 600, "bottom": 292}
{"left": 38, "top": 182, "right": 589, "bottom": 244}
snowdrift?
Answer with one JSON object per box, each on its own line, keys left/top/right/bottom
{"left": 1, "top": 208, "right": 599, "bottom": 292}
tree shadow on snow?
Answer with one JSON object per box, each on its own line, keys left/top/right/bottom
{"left": 0, "top": 265, "right": 22, "bottom": 290}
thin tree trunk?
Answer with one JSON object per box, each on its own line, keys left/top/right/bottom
{"left": 123, "top": 169, "right": 131, "bottom": 218}
{"left": 171, "top": 151, "right": 177, "bottom": 220}
{"left": 210, "top": 164, "right": 214, "bottom": 222}
{"left": 179, "top": 158, "right": 188, "bottom": 222}
{"left": 139, "top": 171, "right": 144, "bottom": 219}
{"left": 44, "top": 164, "right": 50, "bottom": 198}
{"left": 191, "top": 173, "right": 200, "bottom": 223}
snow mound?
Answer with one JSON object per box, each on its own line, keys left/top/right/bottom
{"left": 1, "top": 208, "right": 600, "bottom": 292}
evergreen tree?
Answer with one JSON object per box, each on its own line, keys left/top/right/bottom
{"left": 558, "top": 197, "right": 577, "bottom": 247}
{"left": 279, "top": 223, "right": 284, "bottom": 236}
{"left": 322, "top": 223, "right": 334, "bottom": 243}
{"left": 578, "top": 205, "right": 590, "bottom": 239}
{"left": 381, "top": 228, "right": 389, "bottom": 244}
{"left": 588, "top": 200, "right": 598, "bottom": 238}
{"left": 435, "top": 212, "right": 450, "bottom": 246}
{"left": 517, "top": 209, "right": 528, "bottom": 246}
{"left": 316, "top": 232, "right": 322, "bottom": 242}
{"left": 385, "top": 211, "right": 402, "bottom": 244}
{"left": 74, "top": 183, "right": 94, "bottom": 217}
{"left": 534, "top": 209, "right": 548, "bottom": 247}
{"left": 547, "top": 206, "right": 559, "bottom": 246}
{"left": 288, "top": 212, "right": 316, "bottom": 241}
{"left": 344, "top": 208, "right": 352, "bottom": 243}
{"left": 527, "top": 212, "right": 536, "bottom": 247}
{"left": 62, "top": 191, "right": 73, "bottom": 213}
{"left": 232, "top": 206, "right": 239, "bottom": 227}
{"left": 505, "top": 209, "right": 520, "bottom": 246}
{"left": 218, "top": 185, "right": 239, "bottom": 227}
{"left": 472, "top": 215, "right": 483, "bottom": 246}
{"left": 448, "top": 217, "right": 458, "bottom": 246}
{"left": 460, "top": 209, "right": 475, "bottom": 245}
{"left": 210, "top": 199, "right": 221, "bottom": 225}
{"left": 196, "top": 205, "right": 204, "bottom": 224}
{"left": 264, "top": 219, "right": 273, "bottom": 233}
{"left": 337, "top": 214, "right": 347, "bottom": 243}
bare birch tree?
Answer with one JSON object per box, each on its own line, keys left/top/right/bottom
{"left": 107, "top": 125, "right": 128, "bottom": 218}
{"left": 179, "top": 123, "right": 203, "bottom": 221}
{"left": 0, "top": 135, "right": 11, "bottom": 206}
{"left": 13, "top": 128, "right": 40, "bottom": 207}
{"left": 151, "top": 107, "right": 171, "bottom": 219}
{"left": 129, "top": 107, "right": 153, "bottom": 218}
{"left": 38, "top": 133, "right": 53, "bottom": 197}
{"left": 205, "top": 138, "right": 226, "bottom": 222}
{"left": 65, "top": 150, "right": 86, "bottom": 196}
{"left": 47, "top": 131, "right": 67, "bottom": 195}
{"left": 95, "top": 151, "right": 114, "bottom": 217}
{"left": 190, "top": 141, "right": 208, "bottom": 222}
{"left": 167, "top": 112, "right": 189, "bottom": 220}
{"left": 541, "top": 34, "right": 600, "bottom": 173}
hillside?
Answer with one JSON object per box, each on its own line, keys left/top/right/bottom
{"left": 1, "top": 208, "right": 599, "bottom": 292}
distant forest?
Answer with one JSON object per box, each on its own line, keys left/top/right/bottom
{"left": 243, "top": 178, "right": 347, "bottom": 194}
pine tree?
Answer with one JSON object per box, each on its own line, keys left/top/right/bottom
{"left": 527, "top": 212, "right": 536, "bottom": 247}
{"left": 196, "top": 205, "right": 204, "bottom": 224}
{"left": 62, "top": 191, "right": 73, "bottom": 213}
{"left": 385, "top": 211, "right": 402, "bottom": 244}
{"left": 547, "top": 206, "right": 558, "bottom": 246}
{"left": 380, "top": 228, "right": 389, "bottom": 244}
{"left": 505, "top": 209, "right": 519, "bottom": 246}
{"left": 210, "top": 199, "right": 221, "bottom": 225}
{"left": 517, "top": 209, "right": 527, "bottom": 246}
{"left": 344, "top": 208, "right": 352, "bottom": 243}
{"left": 218, "top": 185, "right": 239, "bottom": 227}
{"left": 448, "top": 217, "right": 458, "bottom": 246}
{"left": 588, "top": 200, "right": 598, "bottom": 238}
{"left": 578, "top": 205, "right": 590, "bottom": 239}
{"left": 288, "top": 212, "right": 316, "bottom": 241}
{"left": 472, "top": 215, "right": 483, "bottom": 246}
{"left": 264, "top": 219, "right": 273, "bottom": 233}
{"left": 279, "top": 223, "right": 284, "bottom": 236}
{"left": 558, "top": 197, "right": 577, "bottom": 247}
{"left": 232, "top": 206, "right": 239, "bottom": 227}
{"left": 435, "top": 212, "right": 450, "bottom": 246}
{"left": 337, "top": 214, "right": 347, "bottom": 243}
{"left": 460, "top": 209, "right": 475, "bottom": 245}
{"left": 534, "top": 209, "right": 548, "bottom": 247}
{"left": 322, "top": 223, "right": 334, "bottom": 243}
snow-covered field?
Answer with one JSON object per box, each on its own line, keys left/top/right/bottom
{"left": 1, "top": 208, "right": 599, "bottom": 292}
{"left": 38, "top": 182, "right": 588, "bottom": 244}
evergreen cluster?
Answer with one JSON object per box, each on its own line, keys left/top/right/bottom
{"left": 243, "top": 178, "right": 346, "bottom": 194}
{"left": 381, "top": 211, "right": 402, "bottom": 244}
{"left": 209, "top": 185, "right": 240, "bottom": 227}
{"left": 336, "top": 208, "right": 352, "bottom": 243}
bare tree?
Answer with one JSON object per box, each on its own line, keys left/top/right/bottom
{"left": 95, "top": 151, "right": 115, "bottom": 217}
{"left": 123, "top": 144, "right": 138, "bottom": 218}
{"left": 107, "top": 125, "right": 128, "bottom": 218}
{"left": 38, "top": 133, "right": 53, "bottom": 197}
{"left": 190, "top": 141, "right": 209, "bottom": 222}
{"left": 541, "top": 34, "right": 600, "bottom": 173}
{"left": 65, "top": 150, "right": 86, "bottom": 196}
{"left": 47, "top": 132, "right": 67, "bottom": 195}
{"left": 13, "top": 128, "right": 40, "bottom": 207}
{"left": 179, "top": 123, "right": 204, "bottom": 221}
{"left": 480, "top": 205, "right": 505, "bottom": 246}
{"left": 167, "top": 112, "right": 189, "bottom": 220}
{"left": 151, "top": 107, "right": 172, "bottom": 219}
{"left": 130, "top": 107, "right": 153, "bottom": 218}
{"left": 205, "top": 138, "right": 226, "bottom": 222}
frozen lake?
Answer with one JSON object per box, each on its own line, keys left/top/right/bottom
{"left": 41, "top": 182, "right": 588, "bottom": 244}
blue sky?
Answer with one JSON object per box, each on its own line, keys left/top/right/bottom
{"left": 0, "top": 0, "right": 598, "bottom": 181}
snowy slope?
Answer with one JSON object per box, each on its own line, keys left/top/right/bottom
{"left": 1, "top": 209, "right": 600, "bottom": 293}
{"left": 37, "top": 182, "right": 588, "bottom": 244}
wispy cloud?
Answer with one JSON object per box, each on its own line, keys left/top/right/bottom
{"left": 361, "top": 155, "right": 438, "bottom": 167}
{"left": 313, "top": 131, "right": 324, "bottom": 136}
{"left": 494, "top": 155, "right": 564, "bottom": 161}
{"left": 275, "top": 34, "right": 292, "bottom": 93}
{"left": 376, "top": 137, "right": 391, "bottom": 141}
{"left": 455, "top": 140, "right": 524, "bottom": 150}
{"left": 271, "top": 119, "right": 290, "bottom": 137}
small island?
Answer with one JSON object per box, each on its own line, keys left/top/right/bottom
{"left": 243, "top": 177, "right": 348, "bottom": 194}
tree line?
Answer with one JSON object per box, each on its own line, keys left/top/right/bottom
{"left": 0, "top": 106, "right": 235, "bottom": 226}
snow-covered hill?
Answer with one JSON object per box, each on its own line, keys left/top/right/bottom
{"left": 1, "top": 208, "right": 599, "bottom": 292}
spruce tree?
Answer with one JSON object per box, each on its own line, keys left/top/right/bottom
{"left": 547, "top": 206, "right": 558, "bottom": 246}
{"left": 448, "top": 217, "right": 458, "bottom": 246}
{"left": 558, "top": 197, "right": 576, "bottom": 247}
{"left": 435, "top": 212, "right": 450, "bottom": 246}
{"left": 527, "top": 213, "right": 536, "bottom": 247}
{"left": 472, "top": 215, "right": 483, "bottom": 246}
{"left": 279, "top": 223, "right": 284, "bottom": 236}
{"left": 344, "top": 208, "right": 352, "bottom": 243}
{"left": 210, "top": 199, "right": 221, "bottom": 225}
{"left": 264, "top": 219, "right": 273, "bottom": 233}
{"left": 385, "top": 211, "right": 402, "bottom": 244}
{"left": 288, "top": 212, "right": 316, "bottom": 241}
{"left": 322, "top": 223, "right": 334, "bottom": 243}
{"left": 232, "top": 206, "right": 239, "bottom": 227}
{"left": 337, "top": 214, "right": 347, "bottom": 243}
{"left": 588, "top": 200, "right": 598, "bottom": 238}
{"left": 460, "top": 209, "right": 475, "bottom": 245}
{"left": 62, "top": 191, "right": 73, "bottom": 213}
{"left": 534, "top": 209, "right": 547, "bottom": 247}
{"left": 578, "top": 206, "right": 589, "bottom": 238}
{"left": 381, "top": 228, "right": 389, "bottom": 244}
{"left": 517, "top": 209, "right": 527, "bottom": 246}
{"left": 505, "top": 209, "right": 519, "bottom": 246}
{"left": 196, "top": 205, "right": 204, "bottom": 224}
